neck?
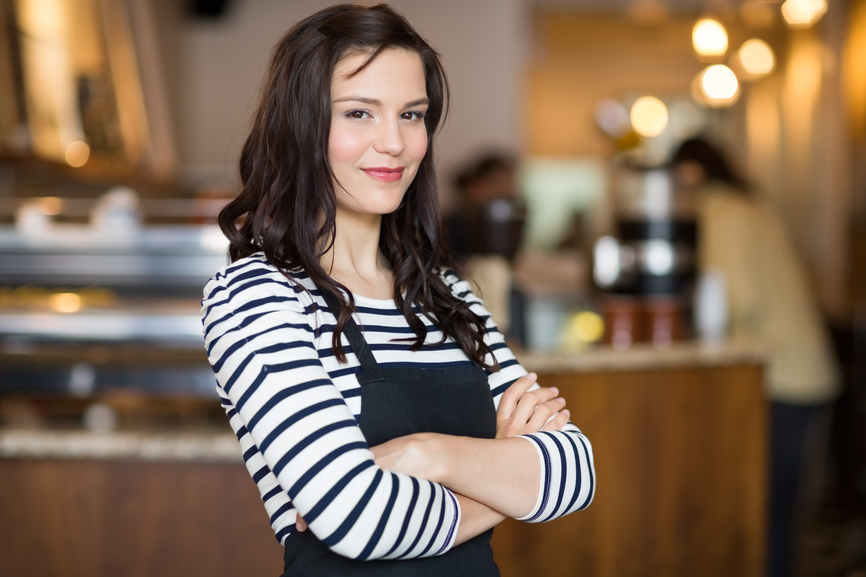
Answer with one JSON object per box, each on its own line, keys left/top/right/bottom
{"left": 321, "top": 207, "right": 393, "bottom": 300}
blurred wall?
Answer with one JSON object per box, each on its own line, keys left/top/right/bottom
{"left": 152, "top": 0, "right": 527, "bottom": 205}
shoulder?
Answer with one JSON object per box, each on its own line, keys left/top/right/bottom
{"left": 205, "top": 253, "right": 311, "bottom": 293}
{"left": 202, "top": 253, "right": 317, "bottom": 321}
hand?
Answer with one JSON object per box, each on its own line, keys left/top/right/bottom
{"left": 370, "top": 434, "right": 433, "bottom": 478}
{"left": 296, "top": 514, "right": 307, "bottom": 532}
{"left": 496, "top": 373, "right": 569, "bottom": 438}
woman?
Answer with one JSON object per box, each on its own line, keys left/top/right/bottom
{"left": 202, "top": 5, "right": 595, "bottom": 575}
{"left": 672, "top": 137, "right": 839, "bottom": 577}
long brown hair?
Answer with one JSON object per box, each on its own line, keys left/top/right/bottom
{"left": 218, "top": 4, "right": 497, "bottom": 370}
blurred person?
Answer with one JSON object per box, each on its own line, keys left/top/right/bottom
{"left": 202, "top": 5, "right": 595, "bottom": 576}
{"left": 444, "top": 153, "right": 526, "bottom": 342}
{"left": 444, "top": 153, "right": 519, "bottom": 260}
{"left": 672, "top": 137, "right": 841, "bottom": 577}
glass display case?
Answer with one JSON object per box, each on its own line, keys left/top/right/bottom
{"left": 0, "top": 222, "right": 226, "bottom": 400}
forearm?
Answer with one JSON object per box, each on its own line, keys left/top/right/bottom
{"left": 421, "top": 435, "right": 542, "bottom": 519}
{"left": 453, "top": 493, "right": 507, "bottom": 546}
{"left": 373, "top": 427, "right": 595, "bottom": 524}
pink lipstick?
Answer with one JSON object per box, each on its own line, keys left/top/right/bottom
{"left": 362, "top": 167, "right": 404, "bottom": 182}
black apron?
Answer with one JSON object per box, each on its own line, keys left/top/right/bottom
{"left": 281, "top": 289, "right": 500, "bottom": 577}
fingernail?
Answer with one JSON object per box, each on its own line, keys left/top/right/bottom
{"left": 557, "top": 397, "right": 565, "bottom": 403}
{"left": 550, "top": 386, "right": 558, "bottom": 394}
{"left": 563, "top": 409, "right": 570, "bottom": 416}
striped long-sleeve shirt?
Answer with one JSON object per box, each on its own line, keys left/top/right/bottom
{"left": 201, "top": 253, "right": 595, "bottom": 561}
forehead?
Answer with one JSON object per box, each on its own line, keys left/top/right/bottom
{"left": 331, "top": 48, "right": 426, "bottom": 94}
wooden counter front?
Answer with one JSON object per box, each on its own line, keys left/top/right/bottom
{"left": 0, "top": 459, "right": 284, "bottom": 577}
{"left": 0, "top": 344, "right": 767, "bottom": 577}
{"left": 491, "top": 362, "right": 768, "bottom": 577}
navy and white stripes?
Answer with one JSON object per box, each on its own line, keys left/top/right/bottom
{"left": 201, "top": 253, "right": 594, "bottom": 560}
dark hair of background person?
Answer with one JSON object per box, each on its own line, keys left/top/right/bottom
{"left": 217, "top": 4, "right": 498, "bottom": 370}
{"left": 453, "top": 153, "right": 515, "bottom": 201}
{"left": 671, "top": 136, "right": 748, "bottom": 190}
{"left": 445, "top": 152, "right": 518, "bottom": 261}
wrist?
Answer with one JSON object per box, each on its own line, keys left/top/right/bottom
{"left": 414, "top": 433, "right": 451, "bottom": 485}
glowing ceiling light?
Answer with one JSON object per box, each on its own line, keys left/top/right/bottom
{"left": 692, "top": 18, "right": 728, "bottom": 60}
{"left": 806, "top": 0, "right": 827, "bottom": 17}
{"left": 65, "top": 141, "right": 90, "bottom": 167}
{"left": 738, "top": 39, "right": 776, "bottom": 77}
{"left": 699, "top": 65, "right": 740, "bottom": 107}
{"left": 630, "top": 96, "right": 669, "bottom": 137}
{"left": 781, "top": 0, "right": 818, "bottom": 28}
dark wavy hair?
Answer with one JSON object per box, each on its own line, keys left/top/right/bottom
{"left": 218, "top": 4, "right": 498, "bottom": 370}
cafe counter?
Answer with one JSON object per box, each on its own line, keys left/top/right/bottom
{"left": 0, "top": 340, "right": 768, "bottom": 577}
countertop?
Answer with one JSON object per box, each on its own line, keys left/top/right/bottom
{"left": 0, "top": 339, "right": 766, "bottom": 463}
{"left": 520, "top": 338, "right": 767, "bottom": 374}
{"left": 0, "top": 429, "right": 242, "bottom": 463}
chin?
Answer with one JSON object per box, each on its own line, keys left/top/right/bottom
{"left": 377, "top": 203, "right": 405, "bottom": 217}
{"left": 368, "top": 192, "right": 409, "bottom": 216}
{"left": 335, "top": 183, "right": 410, "bottom": 217}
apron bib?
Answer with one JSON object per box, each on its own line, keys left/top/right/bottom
{"left": 281, "top": 288, "right": 499, "bottom": 577}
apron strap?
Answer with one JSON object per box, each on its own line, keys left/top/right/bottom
{"left": 316, "top": 285, "right": 385, "bottom": 385}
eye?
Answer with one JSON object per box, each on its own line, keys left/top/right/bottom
{"left": 401, "top": 111, "right": 427, "bottom": 121}
{"left": 345, "top": 110, "right": 370, "bottom": 119}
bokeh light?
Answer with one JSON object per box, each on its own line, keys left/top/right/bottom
{"left": 692, "top": 18, "right": 728, "bottom": 59}
{"left": 572, "top": 312, "right": 605, "bottom": 344}
{"left": 781, "top": 0, "right": 824, "bottom": 28}
{"left": 593, "top": 236, "right": 621, "bottom": 287}
{"left": 38, "top": 197, "right": 63, "bottom": 216}
{"left": 630, "top": 96, "right": 669, "bottom": 137}
{"left": 644, "top": 240, "right": 675, "bottom": 276}
{"left": 738, "top": 39, "right": 776, "bottom": 77}
{"left": 806, "top": 0, "right": 827, "bottom": 17}
{"left": 49, "top": 293, "right": 81, "bottom": 314}
{"left": 595, "top": 98, "right": 631, "bottom": 139}
{"left": 699, "top": 65, "right": 740, "bottom": 107}
{"left": 65, "top": 141, "right": 90, "bottom": 167}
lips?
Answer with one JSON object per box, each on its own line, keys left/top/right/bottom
{"left": 361, "top": 167, "right": 404, "bottom": 183}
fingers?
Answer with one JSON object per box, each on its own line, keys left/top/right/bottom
{"left": 497, "top": 373, "right": 538, "bottom": 421}
{"left": 509, "top": 385, "right": 559, "bottom": 429}
{"left": 526, "top": 396, "right": 567, "bottom": 431}
{"left": 541, "top": 408, "right": 570, "bottom": 432}
{"left": 295, "top": 514, "right": 307, "bottom": 532}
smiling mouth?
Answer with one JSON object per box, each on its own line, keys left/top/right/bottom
{"left": 362, "top": 167, "right": 404, "bottom": 182}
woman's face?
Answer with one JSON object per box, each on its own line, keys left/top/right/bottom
{"left": 328, "top": 48, "right": 429, "bottom": 220}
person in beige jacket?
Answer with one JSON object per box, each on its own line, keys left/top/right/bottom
{"left": 672, "top": 137, "right": 840, "bottom": 577}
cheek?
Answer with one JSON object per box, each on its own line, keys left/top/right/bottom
{"left": 407, "top": 131, "right": 429, "bottom": 163}
{"left": 328, "top": 126, "right": 366, "bottom": 169}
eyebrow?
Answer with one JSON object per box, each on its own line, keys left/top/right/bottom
{"left": 332, "top": 96, "right": 430, "bottom": 108}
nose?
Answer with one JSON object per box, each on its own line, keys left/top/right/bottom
{"left": 373, "top": 118, "right": 404, "bottom": 155}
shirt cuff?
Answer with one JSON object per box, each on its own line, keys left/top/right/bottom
{"left": 514, "top": 435, "right": 548, "bottom": 522}
{"left": 435, "top": 489, "right": 461, "bottom": 555}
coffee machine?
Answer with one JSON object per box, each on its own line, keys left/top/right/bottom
{"left": 593, "top": 165, "right": 698, "bottom": 348}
